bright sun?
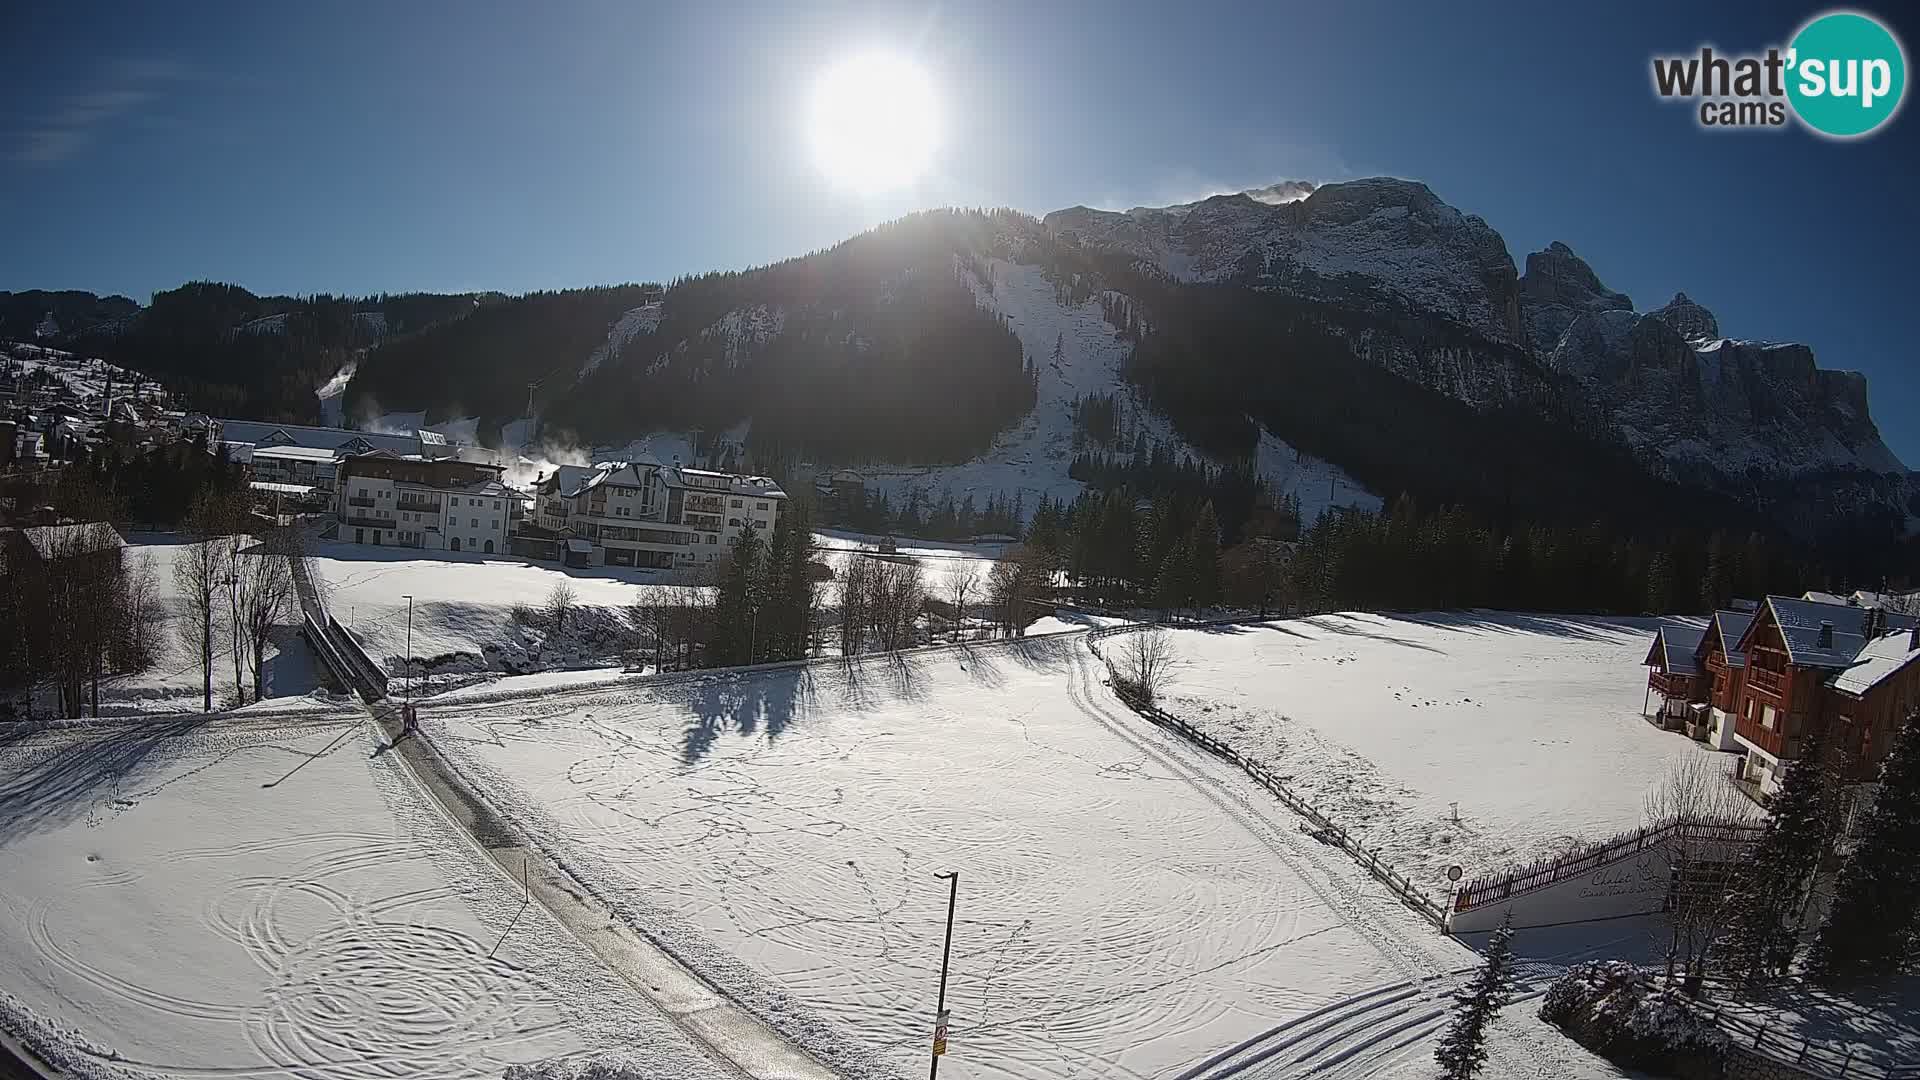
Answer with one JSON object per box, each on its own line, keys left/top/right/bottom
{"left": 807, "top": 52, "right": 939, "bottom": 193}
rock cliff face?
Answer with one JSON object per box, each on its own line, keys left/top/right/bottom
{"left": 1046, "top": 179, "right": 1906, "bottom": 512}
{"left": 1045, "top": 178, "right": 1525, "bottom": 346}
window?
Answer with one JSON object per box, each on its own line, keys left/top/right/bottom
{"left": 755, "top": 519, "right": 767, "bottom": 530}
{"left": 490, "top": 520, "right": 499, "bottom": 531}
{"left": 756, "top": 501, "right": 769, "bottom": 510}
{"left": 471, "top": 517, "right": 480, "bottom": 528}
{"left": 493, "top": 500, "right": 502, "bottom": 510}
{"left": 731, "top": 498, "right": 743, "bottom": 508}
{"left": 707, "top": 534, "right": 717, "bottom": 545}
{"left": 357, "top": 487, "right": 368, "bottom": 498}
{"left": 729, "top": 518, "right": 741, "bottom": 527}
{"left": 1761, "top": 704, "right": 1778, "bottom": 731}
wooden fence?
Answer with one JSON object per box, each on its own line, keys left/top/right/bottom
{"left": 1083, "top": 630, "right": 1449, "bottom": 928}
{"left": 1453, "top": 820, "right": 1762, "bottom": 913}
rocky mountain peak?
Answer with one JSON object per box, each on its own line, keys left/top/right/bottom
{"left": 1518, "top": 241, "right": 1632, "bottom": 348}
{"left": 1649, "top": 292, "right": 1720, "bottom": 342}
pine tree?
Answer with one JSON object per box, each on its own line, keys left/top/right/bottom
{"left": 1720, "top": 735, "right": 1837, "bottom": 980}
{"left": 1189, "top": 502, "right": 1221, "bottom": 609}
{"left": 711, "top": 526, "right": 762, "bottom": 666}
{"left": 1435, "top": 917, "right": 1516, "bottom": 1079}
{"left": 1809, "top": 707, "right": 1920, "bottom": 982}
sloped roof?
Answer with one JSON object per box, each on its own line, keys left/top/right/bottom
{"left": 1708, "top": 610, "right": 1754, "bottom": 668}
{"left": 11, "top": 522, "right": 126, "bottom": 559}
{"left": 1830, "top": 629, "right": 1920, "bottom": 698}
{"left": 1646, "top": 623, "right": 1704, "bottom": 675}
{"left": 215, "top": 418, "right": 420, "bottom": 456}
{"left": 1756, "top": 595, "right": 1919, "bottom": 669}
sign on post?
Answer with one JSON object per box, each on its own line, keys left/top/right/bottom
{"left": 932, "top": 1009, "right": 950, "bottom": 1056}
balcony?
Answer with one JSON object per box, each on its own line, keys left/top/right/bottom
{"left": 1647, "top": 670, "right": 1694, "bottom": 699}
{"left": 1748, "top": 666, "right": 1785, "bottom": 696}
{"left": 543, "top": 503, "right": 570, "bottom": 518}
{"left": 347, "top": 496, "right": 376, "bottom": 508}
{"left": 397, "top": 499, "right": 442, "bottom": 514}
{"left": 339, "top": 514, "right": 390, "bottom": 529}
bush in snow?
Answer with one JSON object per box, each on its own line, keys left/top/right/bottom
{"left": 1540, "top": 961, "right": 1729, "bottom": 1078}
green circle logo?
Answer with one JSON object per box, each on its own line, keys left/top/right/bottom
{"left": 1787, "top": 11, "right": 1907, "bottom": 137}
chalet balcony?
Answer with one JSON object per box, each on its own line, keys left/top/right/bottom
{"left": 1748, "top": 666, "right": 1785, "bottom": 697}
{"left": 397, "top": 499, "right": 442, "bottom": 514}
{"left": 346, "top": 496, "right": 376, "bottom": 508}
{"left": 543, "top": 503, "right": 570, "bottom": 518}
{"left": 339, "top": 514, "right": 390, "bottom": 529}
{"left": 1646, "top": 671, "right": 1694, "bottom": 699}
{"left": 1735, "top": 715, "right": 1788, "bottom": 758}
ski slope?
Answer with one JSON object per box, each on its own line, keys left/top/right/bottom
{"left": 0, "top": 716, "right": 736, "bottom": 1080}
{"left": 1160, "top": 611, "right": 1753, "bottom": 893}
{"left": 421, "top": 635, "right": 1618, "bottom": 1080}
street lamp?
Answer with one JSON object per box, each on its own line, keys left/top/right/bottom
{"left": 402, "top": 594, "right": 414, "bottom": 726}
{"left": 929, "top": 870, "right": 959, "bottom": 1079}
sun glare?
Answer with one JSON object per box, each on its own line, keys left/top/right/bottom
{"left": 807, "top": 52, "right": 939, "bottom": 193}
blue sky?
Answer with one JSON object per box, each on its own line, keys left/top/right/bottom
{"left": 4, "top": 1, "right": 1917, "bottom": 465}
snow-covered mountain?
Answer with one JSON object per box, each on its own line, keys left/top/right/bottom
{"left": 1046, "top": 178, "right": 1525, "bottom": 346}
{"left": 1521, "top": 241, "right": 1908, "bottom": 485}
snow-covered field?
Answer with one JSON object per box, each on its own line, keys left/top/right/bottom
{"left": 309, "top": 544, "right": 667, "bottom": 682}
{"left": 1157, "top": 611, "right": 1750, "bottom": 893}
{"left": 421, "top": 635, "right": 1616, "bottom": 1080}
{"left": 0, "top": 715, "right": 736, "bottom": 1079}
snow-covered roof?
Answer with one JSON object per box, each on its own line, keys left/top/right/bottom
{"left": 214, "top": 418, "right": 420, "bottom": 457}
{"left": 249, "top": 480, "right": 318, "bottom": 496}
{"left": 1706, "top": 610, "right": 1754, "bottom": 668}
{"left": 11, "top": 522, "right": 125, "bottom": 560}
{"left": 1755, "top": 596, "right": 1919, "bottom": 670}
{"left": 248, "top": 444, "right": 339, "bottom": 463}
{"left": 1829, "top": 628, "right": 1920, "bottom": 698}
{"left": 1802, "top": 590, "right": 1848, "bottom": 606}
{"left": 566, "top": 538, "right": 594, "bottom": 553}
{"left": 1646, "top": 623, "right": 1704, "bottom": 675}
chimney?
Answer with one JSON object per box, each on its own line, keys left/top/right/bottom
{"left": 1818, "top": 621, "right": 1834, "bottom": 649}
{"left": 1863, "top": 606, "right": 1883, "bottom": 639}
{"left": 1911, "top": 622, "right": 1919, "bottom": 652}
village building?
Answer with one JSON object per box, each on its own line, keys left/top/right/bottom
{"left": 333, "top": 451, "right": 516, "bottom": 554}
{"left": 1643, "top": 593, "right": 1920, "bottom": 800}
{"left": 526, "top": 457, "right": 785, "bottom": 569}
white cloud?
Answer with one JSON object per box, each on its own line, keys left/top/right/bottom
{"left": 11, "top": 59, "right": 188, "bottom": 164}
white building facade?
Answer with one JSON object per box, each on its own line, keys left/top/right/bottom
{"left": 335, "top": 451, "right": 515, "bottom": 554}
{"left": 531, "top": 458, "right": 785, "bottom": 568}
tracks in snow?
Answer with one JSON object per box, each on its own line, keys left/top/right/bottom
{"left": 1060, "top": 641, "right": 1582, "bottom": 1080}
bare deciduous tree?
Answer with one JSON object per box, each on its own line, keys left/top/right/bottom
{"left": 1106, "top": 628, "right": 1181, "bottom": 706}
{"left": 947, "top": 561, "right": 981, "bottom": 642}
{"left": 544, "top": 581, "right": 579, "bottom": 634}
{"left": 866, "top": 558, "right": 925, "bottom": 653}
{"left": 987, "top": 545, "right": 1053, "bottom": 638}
{"left": 1642, "top": 754, "right": 1754, "bottom": 984}
{"left": 237, "top": 529, "right": 300, "bottom": 701}
{"left": 838, "top": 554, "right": 875, "bottom": 657}
{"left": 174, "top": 532, "right": 226, "bottom": 713}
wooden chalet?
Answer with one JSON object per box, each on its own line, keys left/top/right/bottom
{"left": 1643, "top": 622, "right": 1705, "bottom": 728}
{"left": 1727, "top": 595, "right": 1919, "bottom": 798}
{"left": 1690, "top": 606, "right": 1756, "bottom": 750}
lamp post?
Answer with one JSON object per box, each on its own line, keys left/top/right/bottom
{"left": 929, "top": 870, "right": 959, "bottom": 1079}
{"left": 402, "top": 594, "right": 414, "bottom": 725}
